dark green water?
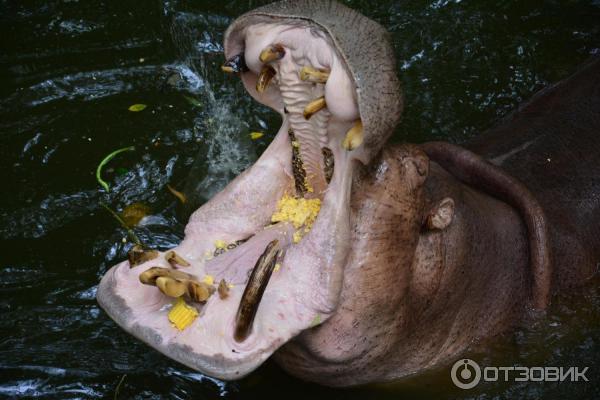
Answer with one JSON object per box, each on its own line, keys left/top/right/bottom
{"left": 1, "top": 0, "right": 599, "bottom": 398}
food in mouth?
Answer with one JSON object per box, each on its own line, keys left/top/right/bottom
{"left": 96, "top": 0, "right": 402, "bottom": 380}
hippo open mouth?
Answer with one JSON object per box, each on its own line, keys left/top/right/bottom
{"left": 97, "top": 0, "right": 401, "bottom": 380}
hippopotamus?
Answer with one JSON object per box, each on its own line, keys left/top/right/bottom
{"left": 96, "top": 0, "right": 600, "bottom": 387}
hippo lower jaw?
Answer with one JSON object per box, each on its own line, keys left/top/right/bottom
{"left": 97, "top": 19, "right": 370, "bottom": 379}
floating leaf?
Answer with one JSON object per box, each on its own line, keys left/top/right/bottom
{"left": 121, "top": 202, "right": 151, "bottom": 228}
{"left": 183, "top": 95, "right": 202, "bottom": 108}
{"left": 96, "top": 146, "right": 135, "bottom": 192}
{"left": 167, "top": 184, "right": 187, "bottom": 204}
{"left": 250, "top": 131, "right": 264, "bottom": 140}
{"left": 128, "top": 103, "right": 147, "bottom": 112}
{"left": 100, "top": 203, "right": 142, "bottom": 246}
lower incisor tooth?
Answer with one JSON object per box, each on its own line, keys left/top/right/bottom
{"left": 128, "top": 245, "right": 159, "bottom": 268}
{"left": 342, "top": 120, "right": 364, "bottom": 151}
{"left": 165, "top": 251, "right": 190, "bottom": 267}
{"left": 156, "top": 277, "right": 187, "bottom": 298}
{"left": 188, "top": 281, "right": 214, "bottom": 303}
{"left": 139, "top": 266, "right": 192, "bottom": 285}
{"left": 303, "top": 96, "right": 326, "bottom": 120}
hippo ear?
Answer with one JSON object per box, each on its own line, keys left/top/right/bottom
{"left": 425, "top": 198, "right": 455, "bottom": 230}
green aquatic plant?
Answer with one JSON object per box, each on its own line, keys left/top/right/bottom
{"left": 183, "top": 95, "right": 202, "bottom": 108}
{"left": 96, "top": 146, "right": 135, "bottom": 192}
{"left": 100, "top": 203, "right": 142, "bottom": 246}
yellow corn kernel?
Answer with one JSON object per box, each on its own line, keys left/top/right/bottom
{"left": 168, "top": 297, "right": 198, "bottom": 331}
{"left": 202, "top": 274, "right": 214, "bottom": 285}
{"left": 271, "top": 195, "right": 321, "bottom": 229}
{"left": 293, "top": 231, "right": 302, "bottom": 243}
{"left": 214, "top": 240, "right": 227, "bottom": 249}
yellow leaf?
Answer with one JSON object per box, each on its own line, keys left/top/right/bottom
{"left": 121, "top": 202, "right": 151, "bottom": 227}
{"left": 250, "top": 132, "right": 264, "bottom": 140}
{"left": 128, "top": 104, "right": 147, "bottom": 112}
{"left": 166, "top": 184, "right": 186, "bottom": 204}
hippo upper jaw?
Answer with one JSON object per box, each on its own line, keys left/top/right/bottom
{"left": 97, "top": 0, "right": 401, "bottom": 380}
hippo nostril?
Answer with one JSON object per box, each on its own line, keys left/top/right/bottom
{"left": 234, "top": 240, "right": 281, "bottom": 342}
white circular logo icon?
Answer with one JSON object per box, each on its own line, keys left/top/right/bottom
{"left": 451, "top": 359, "right": 481, "bottom": 389}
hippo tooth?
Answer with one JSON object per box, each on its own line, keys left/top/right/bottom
{"left": 128, "top": 244, "right": 159, "bottom": 268}
{"left": 259, "top": 43, "right": 285, "bottom": 63}
{"left": 165, "top": 250, "right": 190, "bottom": 268}
{"left": 218, "top": 279, "right": 230, "bottom": 299}
{"left": 234, "top": 240, "right": 280, "bottom": 342}
{"left": 156, "top": 276, "right": 187, "bottom": 298}
{"left": 303, "top": 96, "right": 327, "bottom": 120}
{"left": 138, "top": 266, "right": 194, "bottom": 285}
{"left": 256, "top": 65, "right": 276, "bottom": 93}
{"left": 221, "top": 53, "right": 248, "bottom": 73}
{"left": 342, "top": 120, "right": 364, "bottom": 151}
{"left": 299, "top": 66, "right": 330, "bottom": 83}
{"left": 187, "top": 281, "right": 215, "bottom": 303}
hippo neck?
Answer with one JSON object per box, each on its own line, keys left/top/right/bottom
{"left": 401, "top": 162, "right": 532, "bottom": 371}
{"left": 423, "top": 161, "right": 532, "bottom": 311}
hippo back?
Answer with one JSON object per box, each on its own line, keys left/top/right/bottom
{"left": 467, "top": 56, "right": 600, "bottom": 289}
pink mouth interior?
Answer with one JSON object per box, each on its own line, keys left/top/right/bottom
{"left": 97, "top": 21, "right": 363, "bottom": 380}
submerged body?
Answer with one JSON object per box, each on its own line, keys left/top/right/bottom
{"left": 97, "top": 0, "right": 600, "bottom": 387}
